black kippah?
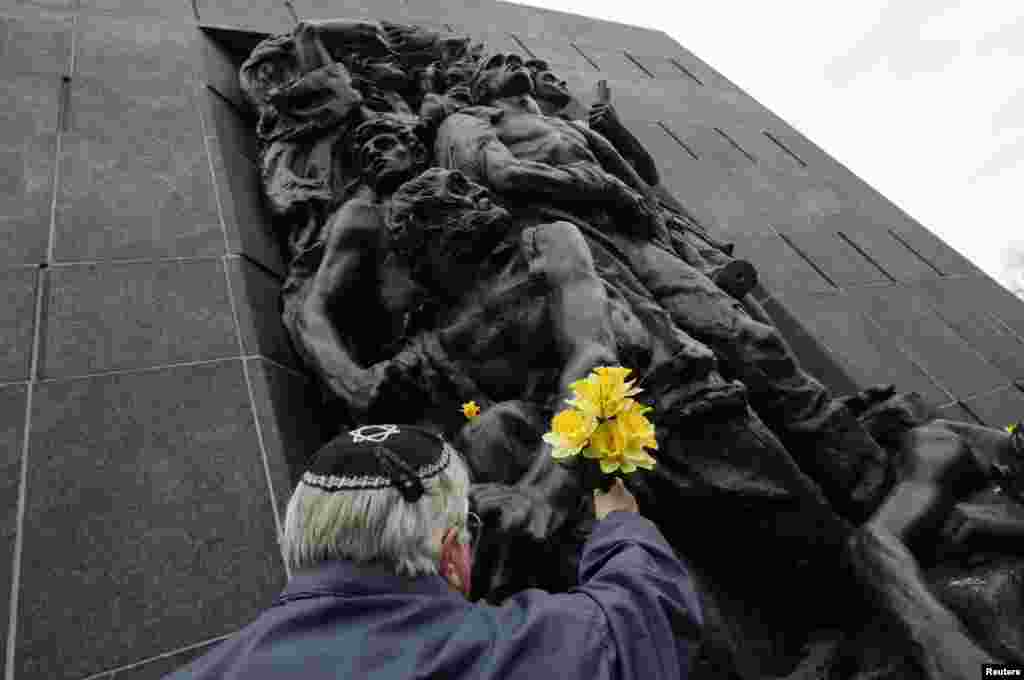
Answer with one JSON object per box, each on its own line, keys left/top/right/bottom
{"left": 301, "top": 425, "right": 451, "bottom": 503}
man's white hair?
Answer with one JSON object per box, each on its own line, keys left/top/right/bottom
{"left": 279, "top": 443, "right": 472, "bottom": 577}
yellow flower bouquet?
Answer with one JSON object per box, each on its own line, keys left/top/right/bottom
{"left": 542, "top": 367, "right": 657, "bottom": 490}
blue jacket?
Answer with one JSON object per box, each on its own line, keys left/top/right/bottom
{"left": 165, "top": 511, "right": 702, "bottom": 679}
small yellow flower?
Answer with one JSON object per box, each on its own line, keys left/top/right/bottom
{"left": 542, "top": 408, "right": 599, "bottom": 459}
{"left": 461, "top": 401, "right": 481, "bottom": 420}
{"left": 566, "top": 366, "right": 643, "bottom": 420}
{"left": 1008, "top": 423, "right": 1019, "bottom": 435}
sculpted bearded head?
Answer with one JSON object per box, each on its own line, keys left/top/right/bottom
{"left": 469, "top": 52, "right": 534, "bottom": 104}
{"left": 525, "top": 58, "right": 571, "bottom": 111}
{"left": 386, "top": 168, "right": 510, "bottom": 296}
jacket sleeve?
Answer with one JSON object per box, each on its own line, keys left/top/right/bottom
{"left": 576, "top": 511, "right": 703, "bottom": 680}
{"left": 474, "top": 511, "right": 701, "bottom": 680}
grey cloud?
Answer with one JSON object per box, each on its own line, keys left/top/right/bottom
{"left": 970, "top": 134, "right": 1024, "bottom": 181}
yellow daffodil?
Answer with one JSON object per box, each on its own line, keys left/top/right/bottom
{"left": 461, "top": 401, "right": 481, "bottom": 420}
{"left": 613, "top": 401, "right": 658, "bottom": 471}
{"left": 582, "top": 420, "right": 628, "bottom": 473}
{"left": 566, "top": 366, "right": 643, "bottom": 420}
{"left": 542, "top": 408, "right": 599, "bottom": 459}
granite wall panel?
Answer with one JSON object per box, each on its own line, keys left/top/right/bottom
{"left": 200, "top": 28, "right": 254, "bottom": 113}
{"left": 914, "top": 277, "right": 1024, "bottom": 381}
{"left": 17, "top": 361, "right": 286, "bottom": 680}
{"left": 226, "top": 256, "right": 300, "bottom": 370}
{"left": 56, "top": 72, "right": 222, "bottom": 261}
{"left": 207, "top": 133, "right": 287, "bottom": 275}
{"left": 849, "top": 284, "right": 1008, "bottom": 401}
{"left": 98, "top": 639, "right": 224, "bottom": 680}
{"left": 961, "top": 385, "right": 1024, "bottom": 429}
{"left": 773, "top": 291, "right": 950, "bottom": 407}
{"left": 0, "top": 11, "right": 73, "bottom": 76}
{"left": 0, "top": 125, "right": 54, "bottom": 268}
{"left": 0, "top": 267, "right": 38, "bottom": 383}
{"left": 0, "top": 383, "right": 27, "bottom": 680}
{"left": 246, "top": 356, "right": 335, "bottom": 516}
{"left": 74, "top": 14, "right": 200, "bottom": 85}
{"left": 39, "top": 259, "right": 238, "bottom": 379}
{"left": 196, "top": 0, "right": 292, "bottom": 33}
{"left": 79, "top": 0, "right": 194, "bottom": 21}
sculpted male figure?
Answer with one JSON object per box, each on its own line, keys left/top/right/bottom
{"left": 524, "top": 59, "right": 757, "bottom": 301}
{"left": 436, "top": 50, "right": 891, "bottom": 522}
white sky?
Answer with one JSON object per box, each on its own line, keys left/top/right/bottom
{"left": 510, "top": 0, "right": 1024, "bottom": 293}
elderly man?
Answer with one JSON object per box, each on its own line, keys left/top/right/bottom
{"left": 163, "top": 424, "right": 702, "bottom": 680}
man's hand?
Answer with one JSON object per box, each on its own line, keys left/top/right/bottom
{"left": 588, "top": 102, "right": 625, "bottom": 145}
{"left": 344, "top": 361, "right": 395, "bottom": 422}
{"left": 594, "top": 478, "right": 639, "bottom": 520}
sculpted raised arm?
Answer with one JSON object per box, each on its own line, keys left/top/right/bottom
{"left": 299, "top": 189, "right": 392, "bottom": 417}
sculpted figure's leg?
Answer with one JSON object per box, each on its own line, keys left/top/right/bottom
{"left": 522, "top": 221, "right": 619, "bottom": 397}
{"left": 615, "top": 237, "right": 889, "bottom": 519}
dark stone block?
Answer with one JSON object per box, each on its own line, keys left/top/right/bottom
{"left": 74, "top": 15, "right": 200, "bottom": 85}
{"left": 79, "top": 0, "right": 193, "bottom": 20}
{"left": 935, "top": 401, "right": 978, "bottom": 423}
{"left": 737, "top": 230, "right": 836, "bottom": 297}
{"left": 775, "top": 291, "right": 949, "bottom": 407}
{"left": 512, "top": 35, "right": 596, "bottom": 73}
{"left": 246, "top": 356, "right": 333, "bottom": 515}
{"left": 0, "top": 13, "right": 72, "bottom": 76}
{"left": 924, "top": 276, "right": 1024, "bottom": 344}
{"left": 570, "top": 44, "right": 645, "bottom": 78}
{"left": 656, "top": 153, "right": 763, "bottom": 239}
{"left": 103, "top": 639, "right": 224, "bottom": 679}
{"left": 724, "top": 125, "right": 807, "bottom": 172}
{"left": 913, "top": 277, "right": 1024, "bottom": 381}
{"left": 200, "top": 86, "right": 258, "bottom": 163}
{"left": 18, "top": 361, "right": 287, "bottom": 680}
{"left": 0, "top": 73, "right": 60, "bottom": 142}
{"left": 209, "top": 140, "right": 287, "bottom": 276}
{"left": 774, "top": 230, "right": 889, "bottom": 288}
{"left": 196, "top": 0, "right": 292, "bottom": 33}
{"left": 835, "top": 224, "right": 939, "bottom": 284}
{"left": 885, "top": 218, "right": 985, "bottom": 278}
{"left": 961, "top": 385, "right": 1024, "bottom": 429}
{"left": 0, "top": 383, "right": 27, "bottom": 680}
{"left": 54, "top": 133, "right": 222, "bottom": 261}
{"left": 626, "top": 53, "right": 699, "bottom": 82}
{"left": 0, "top": 267, "right": 37, "bottom": 383}
{"left": 226, "top": 256, "right": 299, "bottom": 369}
{"left": 758, "top": 294, "right": 860, "bottom": 397}
{"left": 200, "top": 30, "right": 254, "bottom": 115}
{"left": 849, "top": 285, "right": 1007, "bottom": 400}
{"left": 0, "top": 135, "right": 54, "bottom": 267}
{"left": 67, "top": 74, "right": 202, "bottom": 146}
{"left": 39, "top": 259, "right": 237, "bottom": 378}
{"left": 678, "top": 124, "right": 755, "bottom": 171}
{"left": 462, "top": 30, "right": 523, "bottom": 56}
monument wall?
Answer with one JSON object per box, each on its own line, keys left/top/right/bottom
{"left": 3, "top": 0, "right": 1024, "bottom": 677}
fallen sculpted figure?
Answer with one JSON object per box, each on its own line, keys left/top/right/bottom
{"left": 238, "top": 22, "right": 1024, "bottom": 679}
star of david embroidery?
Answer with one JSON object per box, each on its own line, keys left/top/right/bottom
{"left": 349, "top": 424, "right": 401, "bottom": 444}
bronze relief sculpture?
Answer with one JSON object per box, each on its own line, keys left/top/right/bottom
{"left": 242, "top": 19, "right": 1024, "bottom": 679}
